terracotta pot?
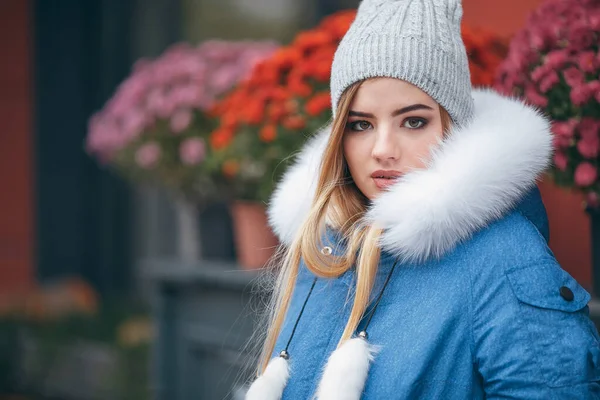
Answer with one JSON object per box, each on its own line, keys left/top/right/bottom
{"left": 230, "top": 201, "right": 279, "bottom": 269}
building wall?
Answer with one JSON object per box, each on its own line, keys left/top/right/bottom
{"left": 0, "top": 0, "right": 34, "bottom": 292}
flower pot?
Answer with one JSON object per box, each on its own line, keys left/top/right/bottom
{"left": 230, "top": 201, "right": 279, "bottom": 269}
{"left": 174, "top": 198, "right": 237, "bottom": 263}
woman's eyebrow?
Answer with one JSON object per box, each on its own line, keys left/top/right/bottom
{"left": 348, "top": 104, "right": 434, "bottom": 118}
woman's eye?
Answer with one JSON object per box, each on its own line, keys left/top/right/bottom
{"left": 348, "top": 120, "right": 372, "bottom": 131}
{"left": 403, "top": 118, "right": 427, "bottom": 129}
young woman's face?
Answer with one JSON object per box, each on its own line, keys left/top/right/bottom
{"left": 342, "top": 78, "right": 445, "bottom": 200}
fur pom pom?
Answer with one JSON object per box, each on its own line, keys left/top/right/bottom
{"left": 315, "top": 337, "right": 378, "bottom": 399}
{"left": 245, "top": 356, "right": 290, "bottom": 400}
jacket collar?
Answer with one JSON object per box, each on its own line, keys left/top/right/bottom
{"left": 267, "top": 89, "right": 553, "bottom": 262}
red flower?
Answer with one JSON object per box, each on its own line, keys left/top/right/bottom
{"left": 282, "top": 115, "right": 306, "bottom": 130}
{"left": 222, "top": 160, "right": 239, "bottom": 178}
{"left": 210, "top": 128, "right": 234, "bottom": 150}
{"left": 305, "top": 92, "right": 332, "bottom": 117}
{"left": 259, "top": 125, "right": 277, "bottom": 142}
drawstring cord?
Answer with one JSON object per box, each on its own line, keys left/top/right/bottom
{"left": 280, "top": 256, "right": 400, "bottom": 356}
{"left": 280, "top": 276, "right": 318, "bottom": 359}
{"left": 359, "top": 258, "right": 400, "bottom": 338}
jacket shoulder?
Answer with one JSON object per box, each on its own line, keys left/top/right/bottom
{"left": 463, "top": 211, "right": 599, "bottom": 395}
{"left": 461, "top": 209, "right": 553, "bottom": 271}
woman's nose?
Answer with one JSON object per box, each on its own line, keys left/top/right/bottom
{"left": 371, "top": 128, "right": 399, "bottom": 161}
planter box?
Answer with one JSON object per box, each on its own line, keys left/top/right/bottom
{"left": 144, "top": 258, "right": 269, "bottom": 400}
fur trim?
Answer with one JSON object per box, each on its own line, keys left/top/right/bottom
{"left": 315, "top": 337, "right": 378, "bottom": 399}
{"left": 245, "top": 356, "right": 290, "bottom": 400}
{"left": 267, "top": 89, "right": 553, "bottom": 262}
{"left": 267, "top": 126, "right": 329, "bottom": 245}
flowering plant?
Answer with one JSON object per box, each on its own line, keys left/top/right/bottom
{"left": 209, "top": 10, "right": 508, "bottom": 203}
{"left": 494, "top": 0, "right": 600, "bottom": 207}
{"left": 86, "top": 40, "right": 278, "bottom": 202}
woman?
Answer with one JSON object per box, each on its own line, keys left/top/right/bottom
{"left": 246, "top": 0, "right": 600, "bottom": 399}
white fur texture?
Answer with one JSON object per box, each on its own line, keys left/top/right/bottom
{"left": 315, "top": 337, "right": 378, "bottom": 400}
{"left": 268, "top": 125, "right": 330, "bottom": 245}
{"left": 267, "top": 89, "right": 553, "bottom": 263}
{"left": 245, "top": 356, "right": 290, "bottom": 400}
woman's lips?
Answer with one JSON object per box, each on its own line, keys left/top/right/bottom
{"left": 371, "top": 170, "right": 402, "bottom": 189}
{"left": 373, "top": 176, "right": 400, "bottom": 189}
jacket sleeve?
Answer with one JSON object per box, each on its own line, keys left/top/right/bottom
{"left": 470, "top": 258, "right": 600, "bottom": 399}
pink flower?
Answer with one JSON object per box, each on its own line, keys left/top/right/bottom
{"left": 169, "top": 85, "right": 201, "bottom": 110}
{"left": 553, "top": 151, "right": 569, "bottom": 171}
{"left": 135, "top": 142, "right": 161, "bottom": 168}
{"left": 570, "top": 84, "right": 593, "bottom": 106}
{"left": 575, "top": 162, "right": 598, "bottom": 187}
{"left": 579, "top": 118, "right": 600, "bottom": 140}
{"left": 524, "top": 87, "right": 548, "bottom": 108}
{"left": 562, "top": 67, "right": 584, "bottom": 88}
{"left": 553, "top": 134, "right": 572, "bottom": 149}
{"left": 170, "top": 109, "right": 193, "bottom": 133}
{"left": 577, "top": 139, "right": 599, "bottom": 158}
{"left": 578, "top": 51, "right": 597, "bottom": 73}
{"left": 121, "top": 110, "right": 148, "bottom": 140}
{"left": 539, "top": 71, "right": 560, "bottom": 93}
{"left": 211, "top": 67, "right": 242, "bottom": 93}
{"left": 146, "top": 88, "right": 167, "bottom": 114}
{"left": 590, "top": 11, "right": 600, "bottom": 31}
{"left": 531, "top": 65, "right": 549, "bottom": 82}
{"left": 179, "top": 138, "right": 206, "bottom": 165}
{"left": 577, "top": 122, "right": 600, "bottom": 158}
{"left": 587, "top": 191, "right": 600, "bottom": 208}
{"left": 569, "top": 24, "right": 596, "bottom": 50}
{"left": 552, "top": 119, "right": 578, "bottom": 138}
{"left": 155, "top": 96, "right": 177, "bottom": 119}
{"left": 544, "top": 49, "right": 569, "bottom": 69}
{"left": 586, "top": 80, "right": 600, "bottom": 93}
{"left": 529, "top": 29, "right": 549, "bottom": 49}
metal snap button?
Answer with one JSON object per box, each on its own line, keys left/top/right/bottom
{"left": 320, "top": 246, "right": 333, "bottom": 256}
{"left": 559, "top": 286, "right": 574, "bottom": 301}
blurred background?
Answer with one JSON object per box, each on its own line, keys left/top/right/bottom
{"left": 1, "top": 0, "right": 599, "bottom": 399}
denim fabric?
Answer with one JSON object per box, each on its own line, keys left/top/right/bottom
{"left": 271, "top": 188, "right": 600, "bottom": 399}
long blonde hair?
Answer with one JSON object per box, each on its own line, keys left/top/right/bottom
{"left": 255, "top": 80, "right": 452, "bottom": 375}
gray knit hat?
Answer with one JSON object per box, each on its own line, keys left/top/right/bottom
{"left": 330, "top": 0, "right": 475, "bottom": 126}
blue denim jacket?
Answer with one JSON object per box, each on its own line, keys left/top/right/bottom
{"left": 271, "top": 189, "right": 600, "bottom": 399}
{"left": 265, "top": 90, "right": 600, "bottom": 399}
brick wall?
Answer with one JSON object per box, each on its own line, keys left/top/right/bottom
{"left": 0, "top": 1, "right": 34, "bottom": 292}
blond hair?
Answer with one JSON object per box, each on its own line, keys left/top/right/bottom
{"left": 254, "top": 80, "right": 452, "bottom": 376}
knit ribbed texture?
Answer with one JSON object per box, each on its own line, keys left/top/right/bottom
{"left": 330, "top": 0, "right": 475, "bottom": 126}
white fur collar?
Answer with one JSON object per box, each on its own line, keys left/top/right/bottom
{"left": 267, "top": 89, "right": 552, "bottom": 262}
